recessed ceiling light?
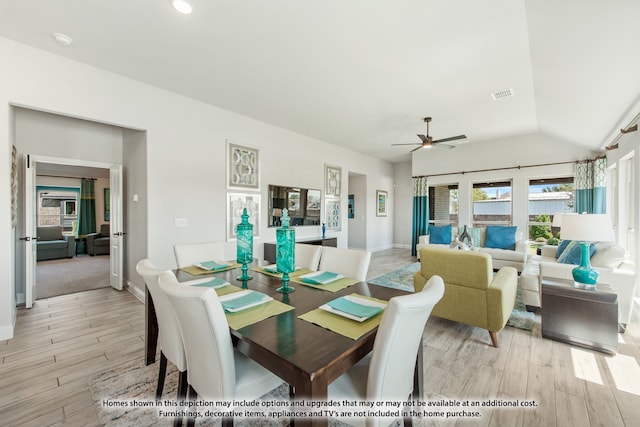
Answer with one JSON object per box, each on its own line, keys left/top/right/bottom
{"left": 52, "top": 32, "right": 73, "bottom": 47}
{"left": 171, "top": 0, "right": 193, "bottom": 14}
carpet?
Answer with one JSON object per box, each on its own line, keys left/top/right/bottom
{"left": 368, "top": 262, "right": 536, "bottom": 331}
{"left": 36, "top": 254, "right": 110, "bottom": 299}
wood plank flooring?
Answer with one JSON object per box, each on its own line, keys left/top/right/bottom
{"left": 1, "top": 248, "right": 639, "bottom": 426}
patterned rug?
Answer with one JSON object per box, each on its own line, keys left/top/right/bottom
{"left": 368, "top": 262, "right": 537, "bottom": 331}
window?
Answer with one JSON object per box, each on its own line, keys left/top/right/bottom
{"left": 472, "top": 181, "right": 512, "bottom": 228}
{"left": 37, "top": 186, "right": 80, "bottom": 232}
{"left": 429, "top": 184, "right": 458, "bottom": 227}
{"left": 527, "top": 177, "right": 573, "bottom": 245}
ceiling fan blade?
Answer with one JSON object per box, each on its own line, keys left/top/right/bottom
{"left": 391, "top": 143, "right": 422, "bottom": 146}
{"left": 417, "top": 134, "right": 432, "bottom": 143}
{"left": 433, "top": 134, "right": 467, "bottom": 144}
{"left": 432, "top": 143, "right": 455, "bottom": 149}
{"left": 410, "top": 145, "right": 425, "bottom": 153}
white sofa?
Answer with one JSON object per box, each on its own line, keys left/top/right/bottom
{"left": 520, "top": 242, "right": 637, "bottom": 329}
{"left": 416, "top": 227, "right": 529, "bottom": 272}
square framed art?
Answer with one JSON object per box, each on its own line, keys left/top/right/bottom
{"left": 325, "top": 164, "right": 341, "bottom": 197}
{"left": 227, "top": 141, "right": 260, "bottom": 190}
{"left": 227, "top": 193, "right": 260, "bottom": 240}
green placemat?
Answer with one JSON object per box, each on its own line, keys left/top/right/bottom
{"left": 251, "top": 266, "right": 312, "bottom": 279}
{"left": 226, "top": 299, "right": 294, "bottom": 330}
{"left": 215, "top": 284, "right": 244, "bottom": 297}
{"left": 180, "top": 262, "right": 241, "bottom": 276}
{"left": 298, "top": 294, "right": 388, "bottom": 340}
{"left": 290, "top": 275, "right": 359, "bottom": 292}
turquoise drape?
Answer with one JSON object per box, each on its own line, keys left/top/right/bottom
{"left": 411, "top": 177, "right": 429, "bottom": 256}
{"left": 574, "top": 158, "right": 606, "bottom": 214}
{"left": 79, "top": 178, "right": 96, "bottom": 236}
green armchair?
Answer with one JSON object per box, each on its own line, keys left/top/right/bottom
{"left": 413, "top": 247, "right": 517, "bottom": 347}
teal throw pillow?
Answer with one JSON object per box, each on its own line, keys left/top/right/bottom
{"left": 429, "top": 224, "right": 452, "bottom": 244}
{"left": 556, "top": 240, "right": 572, "bottom": 258}
{"left": 484, "top": 225, "right": 517, "bottom": 250}
{"left": 557, "top": 240, "right": 596, "bottom": 265}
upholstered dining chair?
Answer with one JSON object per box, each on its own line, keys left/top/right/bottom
{"left": 173, "top": 240, "right": 225, "bottom": 268}
{"left": 327, "top": 275, "right": 445, "bottom": 427}
{"left": 318, "top": 246, "right": 372, "bottom": 281}
{"left": 294, "top": 243, "right": 322, "bottom": 271}
{"left": 135, "top": 259, "right": 189, "bottom": 410}
{"left": 157, "top": 271, "right": 284, "bottom": 427}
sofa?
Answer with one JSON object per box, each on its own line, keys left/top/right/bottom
{"left": 86, "top": 224, "right": 111, "bottom": 256}
{"left": 520, "top": 241, "right": 637, "bottom": 329}
{"left": 414, "top": 246, "right": 518, "bottom": 347}
{"left": 416, "top": 225, "right": 529, "bottom": 272}
{"left": 36, "top": 225, "right": 76, "bottom": 261}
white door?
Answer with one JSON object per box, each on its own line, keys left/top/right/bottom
{"left": 23, "top": 155, "right": 37, "bottom": 308}
{"left": 109, "top": 165, "right": 124, "bottom": 290}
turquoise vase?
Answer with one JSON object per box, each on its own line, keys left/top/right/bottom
{"left": 236, "top": 208, "right": 253, "bottom": 282}
{"left": 572, "top": 241, "right": 598, "bottom": 289}
{"left": 276, "top": 208, "right": 296, "bottom": 293}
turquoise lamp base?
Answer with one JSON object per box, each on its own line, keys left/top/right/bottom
{"left": 572, "top": 242, "right": 599, "bottom": 290}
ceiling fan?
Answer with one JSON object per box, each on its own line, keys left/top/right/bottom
{"left": 392, "top": 117, "right": 467, "bottom": 152}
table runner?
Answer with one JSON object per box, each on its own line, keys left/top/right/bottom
{"left": 290, "top": 275, "right": 359, "bottom": 292}
{"left": 298, "top": 294, "right": 388, "bottom": 340}
{"left": 179, "top": 262, "right": 241, "bottom": 276}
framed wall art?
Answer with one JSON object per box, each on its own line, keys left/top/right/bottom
{"left": 325, "top": 199, "right": 341, "bottom": 231}
{"left": 325, "top": 164, "right": 341, "bottom": 197}
{"left": 227, "top": 193, "right": 260, "bottom": 240}
{"left": 104, "top": 188, "right": 110, "bottom": 221}
{"left": 348, "top": 194, "right": 354, "bottom": 219}
{"left": 227, "top": 141, "right": 260, "bottom": 190}
{"left": 376, "top": 190, "right": 387, "bottom": 217}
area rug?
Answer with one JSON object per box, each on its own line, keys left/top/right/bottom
{"left": 368, "top": 262, "right": 537, "bottom": 331}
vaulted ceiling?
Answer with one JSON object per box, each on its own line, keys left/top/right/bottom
{"left": 1, "top": 0, "right": 639, "bottom": 163}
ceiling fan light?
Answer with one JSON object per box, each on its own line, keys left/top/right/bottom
{"left": 171, "top": 0, "right": 193, "bottom": 14}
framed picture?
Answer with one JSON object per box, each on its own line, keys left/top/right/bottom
{"left": 325, "top": 164, "right": 341, "bottom": 197}
{"left": 348, "top": 194, "right": 354, "bottom": 219}
{"left": 227, "top": 193, "right": 260, "bottom": 240}
{"left": 227, "top": 141, "right": 260, "bottom": 190}
{"left": 325, "top": 199, "right": 341, "bottom": 230}
{"left": 376, "top": 190, "right": 387, "bottom": 217}
{"left": 104, "top": 188, "right": 110, "bottom": 221}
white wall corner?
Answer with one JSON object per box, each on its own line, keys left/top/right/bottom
{"left": 0, "top": 318, "right": 15, "bottom": 341}
{"left": 127, "top": 281, "right": 145, "bottom": 303}
{"left": 15, "top": 292, "right": 25, "bottom": 305}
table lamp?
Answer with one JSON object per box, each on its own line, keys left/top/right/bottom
{"left": 235, "top": 208, "right": 253, "bottom": 282}
{"left": 559, "top": 213, "right": 614, "bottom": 289}
{"left": 276, "top": 208, "right": 296, "bottom": 293}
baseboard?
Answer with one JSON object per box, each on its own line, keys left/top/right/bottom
{"left": 393, "top": 243, "right": 411, "bottom": 249}
{"left": 127, "top": 282, "right": 145, "bottom": 303}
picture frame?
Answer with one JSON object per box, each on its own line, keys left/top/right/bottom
{"left": 325, "top": 164, "right": 341, "bottom": 197}
{"left": 376, "top": 190, "right": 387, "bottom": 217}
{"left": 104, "top": 188, "right": 110, "bottom": 221}
{"left": 227, "top": 141, "right": 260, "bottom": 190}
{"left": 325, "top": 199, "right": 341, "bottom": 231}
{"left": 227, "top": 193, "right": 260, "bottom": 240}
{"left": 348, "top": 194, "right": 354, "bottom": 219}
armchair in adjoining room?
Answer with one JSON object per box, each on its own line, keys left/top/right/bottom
{"left": 86, "top": 224, "right": 110, "bottom": 256}
{"left": 414, "top": 246, "right": 518, "bottom": 347}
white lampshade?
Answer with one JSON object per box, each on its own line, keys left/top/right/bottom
{"left": 552, "top": 212, "right": 577, "bottom": 227}
{"left": 560, "top": 213, "right": 614, "bottom": 242}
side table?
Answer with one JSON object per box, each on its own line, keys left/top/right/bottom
{"left": 541, "top": 277, "right": 618, "bottom": 354}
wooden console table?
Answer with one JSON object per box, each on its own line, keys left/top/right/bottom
{"left": 263, "top": 237, "right": 337, "bottom": 263}
{"left": 541, "top": 277, "right": 618, "bottom": 354}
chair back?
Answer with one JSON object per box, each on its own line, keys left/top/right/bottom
{"left": 419, "top": 247, "right": 493, "bottom": 290}
{"left": 295, "top": 243, "right": 322, "bottom": 271}
{"left": 99, "top": 223, "right": 110, "bottom": 236}
{"left": 366, "top": 275, "right": 444, "bottom": 406}
{"left": 158, "top": 271, "right": 236, "bottom": 400}
{"left": 318, "top": 246, "right": 372, "bottom": 281}
{"left": 173, "top": 241, "right": 225, "bottom": 268}
{"left": 135, "top": 259, "right": 187, "bottom": 372}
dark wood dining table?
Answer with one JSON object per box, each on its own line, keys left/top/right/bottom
{"left": 144, "top": 263, "right": 419, "bottom": 427}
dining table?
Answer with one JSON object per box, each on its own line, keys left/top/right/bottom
{"left": 144, "top": 261, "right": 420, "bottom": 427}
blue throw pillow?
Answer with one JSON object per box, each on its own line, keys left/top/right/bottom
{"left": 556, "top": 240, "right": 572, "bottom": 258}
{"left": 484, "top": 225, "right": 517, "bottom": 250}
{"left": 557, "top": 240, "right": 596, "bottom": 265}
{"left": 428, "top": 224, "right": 452, "bottom": 244}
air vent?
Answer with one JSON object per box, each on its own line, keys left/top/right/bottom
{"left": 491, "top": 89, "right": 514, "bottom": 101}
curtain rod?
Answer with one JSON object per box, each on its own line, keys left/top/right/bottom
{"left": 411, "top": 156, "right": 604, "bottom": 179}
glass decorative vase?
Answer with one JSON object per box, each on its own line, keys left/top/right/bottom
{"left": 276, "top": 208, "right": 296, "bottom": 293}
{"left": 236, "top": 208, "right": 253, "bottom": 282}
{"left": 322, "top": 223, "right": 326, "bottom": 239}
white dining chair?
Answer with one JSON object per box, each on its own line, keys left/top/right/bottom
{"left": 157, "top": 271, "right": 284, "bottom": 427}
{"left": 173, "top": 240, "right": 225, "bottom": 268}
{"left": 135, "top": 260, "right": 189, "bottom": 414}
{"left": 295, "top": 243, "right": 322, "bottom": 271}
{"left": 318, "top": 246, "right": 372, "bottom": 281}
{"left": 327, "top": 275, "right": 445, "bottom": 427}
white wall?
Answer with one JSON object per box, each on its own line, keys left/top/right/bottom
{"left": 347, "top": 174, "right": 366, "bottom": 249}
{"left": 393, "top": 161, "right": 413, "bottom": 248}
{"left": 0, "top": 37, "right": 395, "bottom": 339}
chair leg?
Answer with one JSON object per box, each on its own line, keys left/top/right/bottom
{"left": 489, "top": 331, "right": 498, "bottom": 348}
{"left": 186, "top": 385, "right": 197, "bottom": 427}
{"left": 172, "top": 370, "right": 188, "bottom": 427}
{"left": 156, "top": 352, "right": 168, "bottom": 400}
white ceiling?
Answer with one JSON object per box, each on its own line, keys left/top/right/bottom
{"left": 1, "top": 0, "right": 639, "bottom": 163}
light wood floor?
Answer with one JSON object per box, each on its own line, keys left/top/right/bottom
{"left": 1, "top": 248, "right": 639, "bottom": 426}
